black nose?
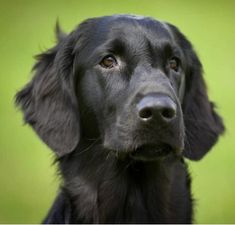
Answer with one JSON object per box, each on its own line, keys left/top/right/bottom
{"left": 137, "top": 95, "right": 177, "bottom": 122}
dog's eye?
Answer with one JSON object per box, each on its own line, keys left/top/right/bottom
{"left": 169, "top": 58, "right": 179, "bottom": 72}
{"left": 100, "top": 55, "right": 117, "bottom": 69}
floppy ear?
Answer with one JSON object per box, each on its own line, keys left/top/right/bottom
{"left": 182, "top": 59, "right": 224, "bottom": 160}
{"left": 15, "top": 28, "right": 80, "bottom": 157}
{"left": 167, "top": 23, "right": 224, "bottom": 160}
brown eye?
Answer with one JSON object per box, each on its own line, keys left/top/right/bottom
{"left": 169, "top": 58, "right": 179, "bottom": 72}
{"left": 100, "top": 55, "right": 117, "bottom": 69}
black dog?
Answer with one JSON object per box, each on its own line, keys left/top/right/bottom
{"left": 16, "top": 15, "right": 224, "bottom": 223}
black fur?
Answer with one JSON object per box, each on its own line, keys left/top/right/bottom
{"left": 16, "top": 15, "right": 224, "bottom": 223}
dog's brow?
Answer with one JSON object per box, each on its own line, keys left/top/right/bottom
{"left": 148, "top": 40, "right": 178, "bottom": 57}
{"left": 105, "top": 39, "right": 126, "bottom": 52}
{"left": 92, "top": 38, "right": 130, "bottom": 58}
{"left": 165, "top": 42, "right": 182, "bottom": 56}
{"left": 87, "top": 39, "right": 125, "bottom": 59}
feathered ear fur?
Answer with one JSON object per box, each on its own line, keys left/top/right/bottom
{"left": 167, "top": 23, "right": 225, "bottom": 160}
{"left": 55, "top": 21, "right": 67, "bottom": 42}
{"left": 15, "top": 25, "right": 80, "bottom": 157}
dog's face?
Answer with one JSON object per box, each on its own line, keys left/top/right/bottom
{"left": 16, "top": 15, "right": 224, "bottom": 161}
{"left": 77, "top": 16, "right": 185, "bottom": 160}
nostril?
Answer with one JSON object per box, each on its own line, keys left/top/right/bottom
{"left": 161, "top": 108, "right": 176, "bottom": 120}
{"left": 137, "top": 94, "right": 177, "bottom": 123}
{"left": 139, "top": 107, "right": 153, "bottom": 120}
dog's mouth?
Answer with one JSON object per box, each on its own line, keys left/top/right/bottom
{"left": 105, "top": 137, "right": 184, "bottom": 161}
{"left": 129, "top": 143, "right": 174, "bottom": 161}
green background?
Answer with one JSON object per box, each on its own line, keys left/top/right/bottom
{"left": 0, "top": 0, "right": 234, "bottom": 223}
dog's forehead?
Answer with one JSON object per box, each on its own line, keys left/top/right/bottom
{"left": 74, "top": 15, "right": 176, "bottom": 62}
{"left": 99, "top": 15, "right": 173, "bottom": 42}
{"left": 76, "top": 15, "right": 174, "bottom": 49}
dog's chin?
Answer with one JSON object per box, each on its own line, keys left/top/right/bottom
{"left": 129, "top": 143, "right": 177, "bottom": 161}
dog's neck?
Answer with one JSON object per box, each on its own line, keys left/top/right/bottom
{"left": 59, "top": 143, "right": 187, "bottom": 223}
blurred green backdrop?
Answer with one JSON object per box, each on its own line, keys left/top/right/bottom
{"left": 0, "top": 0, "right": 235, "bottom": 223}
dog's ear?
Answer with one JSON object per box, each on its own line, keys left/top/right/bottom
{"left": 16, "top": 28, "right": 80, "bottom": 157}
{"left": 167, "top": 23, "right": 225, "bottom": 160}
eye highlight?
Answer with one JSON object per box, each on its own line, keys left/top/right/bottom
{"left": 169, "top": 57, "right": 180, "bottom": 72}
{"left": 100, "top": 55, "right": 117, "bottom": 69}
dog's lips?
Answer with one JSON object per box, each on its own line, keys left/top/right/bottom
{"left": 129, "top": 143, "right": 174, "bottom": 161}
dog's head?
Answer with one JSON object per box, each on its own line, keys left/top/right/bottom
{"left": 16, "top": 15, "right": 224, "bottom": 161}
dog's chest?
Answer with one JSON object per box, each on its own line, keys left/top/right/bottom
{"left": 69, "top": 160, "right": 191, "bottom": 223}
